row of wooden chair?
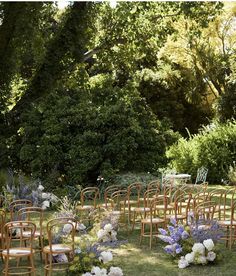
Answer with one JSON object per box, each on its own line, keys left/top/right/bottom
{"left": 0, "top": 200, "right": 77, "bottom": 275}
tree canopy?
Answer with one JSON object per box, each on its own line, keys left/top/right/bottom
{"left": 0, "top": 1, "right": 235, "bottom": 187}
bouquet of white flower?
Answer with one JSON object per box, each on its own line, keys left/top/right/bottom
{"left": 178, "top": 239, "right": 217, "bottom": 269}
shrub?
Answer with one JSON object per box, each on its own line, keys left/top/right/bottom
{"left": 167, "top": 120, "right": 236, "bottom": 183}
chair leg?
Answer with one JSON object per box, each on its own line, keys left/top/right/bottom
{"left": 131, "top": 211, "right": 136, "bottom": 232}
{"left": 4, "top": 256, "right": 9, "bottom": 276}
{"left": 140, "top": 223, "right": 143, "bottom": 245}
{"left": 29, "top": 254, "right": 35, "bottom": 276}
{"left": 48, "top": 254, "right": 53, "bottom": 276}
{"left": 150, "top": 224, "right": 153, "bottom": 249}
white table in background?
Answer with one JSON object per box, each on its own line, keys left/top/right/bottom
{"left": 164, "top": 174, "right": 191, "bottom": 185}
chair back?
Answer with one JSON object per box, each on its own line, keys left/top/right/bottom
{"left": 147, "top": 180, "right": 161, "bottom": 191}
{"left": 104, "top": 185, "right": 120, "bottom": 207}
{"left": 4, "top": 221, "right": 36, "bottom": 251}
{"left": 127, "top": 182, "right": 142, "bottom": 207}
{"left": 195, "top": 167, "right": 208, "bottom": 184}
{"left": 0, "top": 209, "right": 6, "bottom": 250}
{"left": 109, "top": 190, "right": 127, "bottom": 211}
{"left": 46, "top": 217, "right": 76, "bottom": 253}
{"left": 143, "top": 189, "right": 159, "bottom": 208}
{"left": 80, "top": 187, "right": 100, "bottom": 208}
{"left": 195, "top": 201, "right": 216, "bottom": 221}
{"left": 18, "top": 207, "right": 44, "bottom": 236}
{"left": 9, "top": 199, "right": 32, "bottom": 220}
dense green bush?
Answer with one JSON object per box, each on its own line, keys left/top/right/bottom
{"left": 167, "top": 120, "right": 236, "bottom": 183}
{"left": 7, "top": 71, "right": 178, "bottom": 189}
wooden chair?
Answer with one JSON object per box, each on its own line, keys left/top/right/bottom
{"left": 125, "top": 183, "right": 143, "bottom": 224}
{"left": 0, "top": 209, "right": 6, "bottom": 261}
{"left": 99, "top": 185, "right": 120, "bottom": 209}
{"left": 166, "top": 192, "right": 192, "bottom": 224}
{"left": 194, "top": 201, "right": 216, "bottom": 221}
{"left": 130, "top": 188, "right": 159, "bottom": 232}
{"left": 147, "top": 180, "right": 161, "bottom": 191}
{"left": 218, "top": 200, "right": 236, "bottom": 249}
{"left": 18, "top": 207, "right": 44, "bottom": 260}
{"left": 9, "top": 199, "right": 32, "bottom": 221}
{"left": 140, "top": 198, "right": 165, "bottom": 248}
{"left": 76, "top": 187, "right": 100, "bottom": 222}
{"left": 2, "top": 221, "right": 36, "bottom": 276}
{"left": 109, "top": 190, "right": 128, "bottom": 227}
{"left": 43, "top": 217, "right": 77, "bottom": 275}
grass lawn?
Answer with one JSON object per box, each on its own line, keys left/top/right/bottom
{"left": 1, "top": 185, "right": 236, "bottom": 275}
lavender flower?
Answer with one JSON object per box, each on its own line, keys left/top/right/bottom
{"left": 170, "top": 217, "right": 177, "bottom": 226}
{"left": 159, "top": 228, "right": 168, "bottom": 235}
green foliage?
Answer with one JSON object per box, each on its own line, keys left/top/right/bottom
{"left": 67, "top": 252, "right": 107, "bottom": 275}
{"left": 7, "top": 69, "right": 178, "bottom": 187}
{"left": 167, "top": 120, "right": 236, "bottom": 183}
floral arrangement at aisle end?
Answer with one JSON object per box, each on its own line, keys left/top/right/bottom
{"left": 66, "top": 210, "right": 125, "bottom": 275}
{"left": 3, "top": 170, "right": 58, "bottom": 210}
{"left": 158, "top": 217, "right": 222, "bottom": 269}
{"left": 178, "top": 239, "right": 217, "bottom": 268}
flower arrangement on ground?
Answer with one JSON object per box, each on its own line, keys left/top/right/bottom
{"left": 158, "top": 217, "right": 222, "bottom": 269}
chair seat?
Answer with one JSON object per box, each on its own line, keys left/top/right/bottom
{"left": 2, "top": 248, "right": 33, "bottom": 257}
{"left": 141, "top": 217, "right": 165, "bottom": 224}
{"left": 76, "top": 205, "right": 94, "bottom": 210}
{"left": 43, "top": 244, "right": 72, "bottom": 254}
{"left": 132, "top": 207, "right": 150, "bottom": 212}
{"left": 166, "top": 214, "right": 186, "bottom": 220}
{"left": 120, "top": 200, "right": 138, "bottom": 205}
{"left": 156, "top": 204, "right": 173, "bottom": 210}
{"left": 23, "top": 231, "right": 42, "bottom": 238}
{"left": 111, "top": 210, "right": 122, "bottom": 215}
{"left": 215, "top": 205, "right": 231, "bottom": 211}
{"left": 218, "top": 220, "right": 236, "bottom": 226}
{"left": 99, "top": 203, "right": 112, "bottom": 208}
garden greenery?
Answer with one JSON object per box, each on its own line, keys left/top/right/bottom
{"left": 167, "top": 120, "right": 236, "bottom": 183}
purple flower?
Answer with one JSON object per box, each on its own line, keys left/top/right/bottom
{"left": 170, "top": 232, "right": 181, "bottom": 243}
{"left": 174, "top": 243, "right": 182, "bottom": 254}
{"left": 168, "top": 225, "right": 175, "bottom": 233}
{"left": 177, "top": 225, "right": 184, "bottom": 234}
{"left": 181, "top": 231, "right": 189, "bottom": 240}
{"left": 159, "top": 228, "right": 168, "bottom": 235}
{"left": 164, "top": 245, "right": 174, "bottom": 255}
{"left": 170, "top": 217, "right": 177, "bottom": 226}
{"left": 159, "top": 235, "right": 174, "bottom": 244}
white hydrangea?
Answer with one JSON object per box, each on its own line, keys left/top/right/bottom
{"left": 63, "top": 223, "right": 73, "bottom": 234}
{"left": 99, "top": 251, "right": 113, "bottom": 264}
{"left": 91, "top": 266, "right": 108, "bottom": 276}
{"left": 192, "top": 243, "right": 205, "bottom": 255}
{"left": 97, "top": 229, "right": 106, "bottom": 240}
{"left": 82, "top": 273, "right": 92, "bottom": 276}
{"left": 108, "top": 266, "right": 123, "bottom": 276}
{"left": 178, "top": 256, "right": 189, "bottom": 269}
{"left": 104, "top": 223, "right": 113, "bottom": 232}
{"left": 111, "top": 230, "right": 117, "bottom": 241}
{"left": 196, "top": 255, "right": 207, "bottom": 265}
{"left": 207, "top": 251, "right": 216, "bottom": 262}
{"left": 203, "top": 239, "right": 214, "bottom": 251}
{"left": 37, "top": 184, "right": 44, "bottom": 191}
{"left": 77, "top": 223, "right": 86, "bottom": 231}
{"left": 185, "top": 252, "right": 195, "bottom": 263}
{"left": 42, "top": 200, "right": 50, "bottom": 210}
